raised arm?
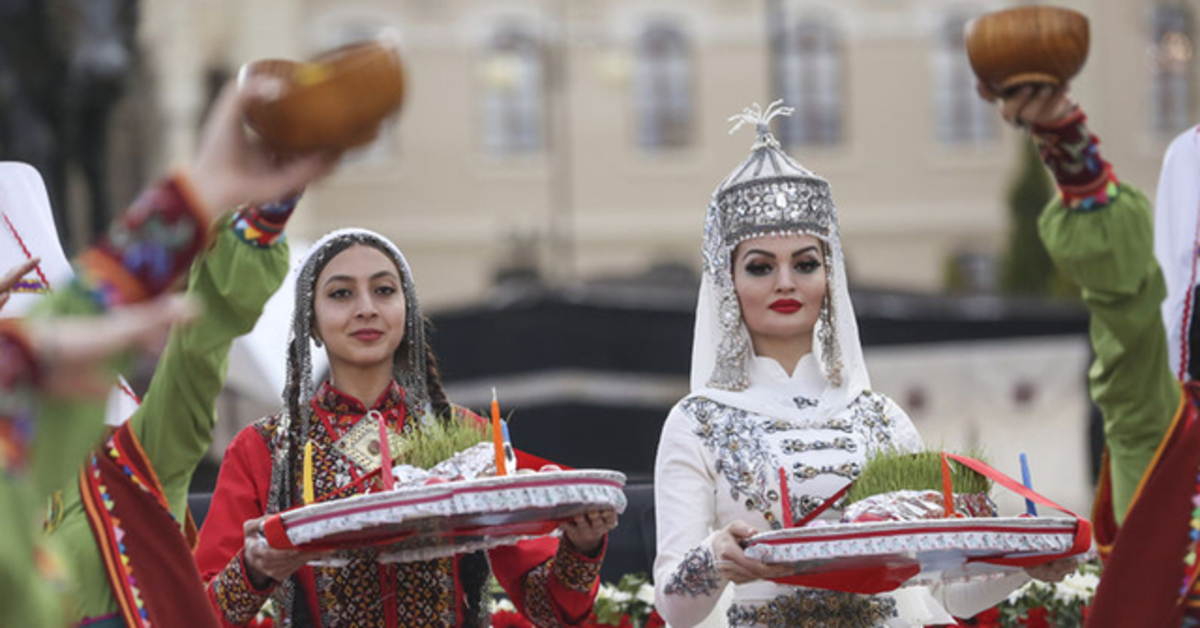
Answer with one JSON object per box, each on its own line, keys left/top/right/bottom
{"left": 131, "top": 199, "right": 294, "bottom": 519}
{"left": 987, "top": 84, "right": 1179, "bottom": 524}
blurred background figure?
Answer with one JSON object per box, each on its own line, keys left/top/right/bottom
{"left": 0, "top": 0, "right": 141, "bottom": 250}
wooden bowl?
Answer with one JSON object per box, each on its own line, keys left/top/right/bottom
{"left": 965, "top": 6, "right": 1089, "bottom": 93}
{"left": 239, "top": 41, "right": 405, "bottom": 153}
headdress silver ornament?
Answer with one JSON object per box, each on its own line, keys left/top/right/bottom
{"left": 698, "top": 100, "right": 846, "bottom": 390}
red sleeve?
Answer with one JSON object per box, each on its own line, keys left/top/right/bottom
{"left": 195, "top": 425, "right": 275, "bottom": 627}
{"left": 489, "top": 535, "right": 606, "bottom": 627}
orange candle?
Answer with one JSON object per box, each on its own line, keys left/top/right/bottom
{"left": 491, "top": 388, "right": 507, "bottom": 476}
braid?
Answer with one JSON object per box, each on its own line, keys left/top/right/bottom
{"left": 281, "top": 340, "right": 304, "bottom": 509}
{"left": 422, "top": 320, "right": 452, "bottom": 422}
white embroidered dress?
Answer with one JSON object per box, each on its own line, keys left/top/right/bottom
{"left": 652, "top": 104, "right": 1028, "bottom": 627}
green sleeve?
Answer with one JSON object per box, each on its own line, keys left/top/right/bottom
{"left": 28, "top": 290, "right": 113, "bottom": 502}
{"left": 1038, "top": 183, "right": 1181, "bottom": 522}
{"left": 130, "top": 221, "right": 288, "bottom": 519}
{"left": 0, "top": 477, "right": 64, "bottom": 628}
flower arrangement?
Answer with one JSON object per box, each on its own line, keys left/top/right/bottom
{"left": 491, "top": 561, "right": 1100, "bottom": 628}
{"left": 491, "top": 573, "right": 663, "bottom": 628}
{"left": 959, "top": 562, "right": 1100, "bottom": 627}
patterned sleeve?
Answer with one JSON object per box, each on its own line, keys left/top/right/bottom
{"left": 195, "top": 425, "right": 276, "bottom": 627}
{"left": 652, "top": 403, "right": 728, "bottom": 628}
{"left": 207, "top": 549, "right": 276, "bottom": 626}
{"left": 490, "top": 534, "right": 605, "bottom": 627}
{"left": 1030, "top": 107, "right": 1119, "bottom": 211}
{"left": 74, "top": 173, "right": 211, "bottom": 308}
{"left": 0, "top": 322, "right": 39, "bottom": 474}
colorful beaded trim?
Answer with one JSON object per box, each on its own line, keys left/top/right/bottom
{"left": 232, "top": 194, "right": 300, "bottom": 248}
{"left": 1179, "top": 466, "right": 1200, "bottom": 604}
{"left": 87, "top": 453, "right": 154, "bottom": 627}
{"left": 1031, "top": 109, "right": 1120, "bottom": 212}
{"left": 1, "top": 212, "right": 52, "bottom": 293}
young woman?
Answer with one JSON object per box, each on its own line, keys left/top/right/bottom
{"left": 652, "top": 104, "right": 1074, "bottom": 627}
{"left": 195, "top": 229, "right": 618, "bottom": 628}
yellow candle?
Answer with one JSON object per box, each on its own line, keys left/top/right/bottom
{"left": 303, "top": 440, "right": 315, "bottom": 505}
{"left": 491, "top": 388, "right": 506, "bottom": 476}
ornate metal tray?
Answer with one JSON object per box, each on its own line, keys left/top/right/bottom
{"left": 261, "top": 469, "right": 627, "bottom": 564}
{"left": 743, "top": 516, "right": 1090, "bottom": 594}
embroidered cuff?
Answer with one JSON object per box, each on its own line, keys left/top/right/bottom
{"left": 232, "top": 194, "right": 301, "bottom": 248}
{"left": 552, "top": 536, "right": 605, "bottom": 594}
{"left": 1030, "top": 107, "right": 1120, "bottom": 211}
{"left": 663, "top": 547, "right": 723, "bottom": 598}
{"left": 78, "top": 174, "right": 209, "bottom": 307}
{"left": 210, "top": 549, "right": 275, "bottom": 624}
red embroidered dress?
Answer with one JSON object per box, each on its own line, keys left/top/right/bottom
{"left": 195, "top": 381, "right": 604, "bottom": 628}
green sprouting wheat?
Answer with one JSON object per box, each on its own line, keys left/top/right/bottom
{"left": 397, "top": 414, "right": 493, "bottom": 470}
{"left": 845, "top": 449, "right": 993, "bottom": 505}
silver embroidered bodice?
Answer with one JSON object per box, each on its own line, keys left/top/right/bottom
{"left": 653, "top": 355, "right": 923, "bottom": 627}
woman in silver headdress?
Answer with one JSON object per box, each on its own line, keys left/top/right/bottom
{"left": 652, "top": 102, "right": 1072, "bottom": 628}
{"left": 194, "top": 228, "right": 617, "bottom": 628}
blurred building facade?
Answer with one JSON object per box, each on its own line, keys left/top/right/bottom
{"left": 136, "top": 0, "right": 1200, "bottom": 306}
{"left": 132, "top": 0, "right": 1195, "bottom": 513}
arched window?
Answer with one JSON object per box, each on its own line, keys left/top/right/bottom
{"left": 479, "top": 24, "right": 544, "bottom": 154}
{"left": 634, "top": 20, "right": 694, "bottom": 149}
{"left": 773, "top": 15, "right": 844, "bottom": 147}
{"left": 1150, "top": 4, "right": 1195, "bottom": 136}
{"left": 932, "top": 12, "right": 994, "bottom": 145}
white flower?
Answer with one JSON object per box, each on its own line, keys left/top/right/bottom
{"left": 1007, "top": 581, "right": 1036, "bottom": 604}
{"left": 491, "top": 598, "right": 516, "bottom": 613}
{"left": 636, "top": 583, "right": 656, "bottom": 606}
{"left": 1053, "top": 571, "right": 1100, "bottom": 603}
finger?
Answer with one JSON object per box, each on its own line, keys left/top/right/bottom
{"left": 1015, "top": 85, "right": 1052, "bottom": 126}
{"left": 1002, "top": 85, "right": 1035, "bottom": 124}
{"left": 0, "top": 257, "right": 40, "bottom": 293}
{"left": 975, "top": 80, "right": 998, "bottom": 103}
{"left": 726, "top": 520, "right": 758, "bottom": 540}
{"left": 0, "top": 292, "right": 9, "bottom": 311}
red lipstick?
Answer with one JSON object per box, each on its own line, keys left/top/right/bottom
{"left": 769, "top": 299, "right": 803, "bottom": 314}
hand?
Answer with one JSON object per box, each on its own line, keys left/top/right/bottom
{"left": 977, "top": 81, "right": 1076, "bottom": 128}
{"left": 712, "top": 520, "right": 793, "bottom": 584}
{"left": 242, "top": 516, "right": 332, "bottom": 590}
{"left": 1024, "top": 557, "right": 1079, "bottom": 583}
{"left": 0, "top": 257, "right": 40, "bottom": 312}
{"left": 560, "top": 509, "right": 618, "bottom": 556}
{"left": 184, "top": 79, "right": 340, "bottom": 220}
{"left": 27, "top": 294, "right": 197, "bottom": 398}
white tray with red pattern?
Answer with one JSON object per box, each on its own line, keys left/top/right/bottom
{"left": 744, "top": 514, "right": 1089, "bottom": 593}
{"left": 261, "top": 469, "right": 627, "bottom": 564}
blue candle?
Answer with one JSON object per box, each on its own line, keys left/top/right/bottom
{"left": 1020, "top": 452, "right": 1038, "bottom": 516}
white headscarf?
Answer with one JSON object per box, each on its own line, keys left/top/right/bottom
{"left": 688, "top": 103, "right": 871, "bottom": 421}
{"left": 1154, "top": 125, "right": 1200, "bottom": 381}
{"left": 0, "top": 161, "right": 139, "bottom": 425}
{"left": 0, "top": 162, "right": 73, "bottom": 316}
